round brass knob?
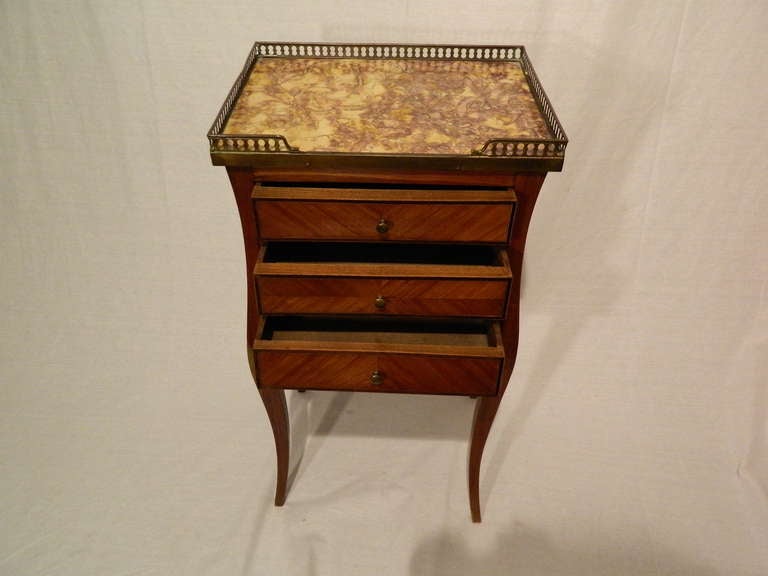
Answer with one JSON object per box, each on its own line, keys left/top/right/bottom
{"left": 376, "top": 218, "right": 390, "bottom": 234}
{"left": 374, "top": 295, "right": 386, "bottom": 309}
{"left": 370, "top": 370, "right": 383, "bottom": 386}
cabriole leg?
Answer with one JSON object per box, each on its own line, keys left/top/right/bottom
{"left": 258, "top": 387, "right": 290, "bottom": 506}
{"left": 468, "top": 395, "right": 502, "bottom": 522}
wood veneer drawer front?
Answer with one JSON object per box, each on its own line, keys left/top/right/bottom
{"left": 256, "top": 200, "right": 513, "bottom": 242}
{"left": 252, "top": 185, "right": 516, "bottom": 243}
{"left": 254, "top": 318, "right": 504, "bottom": 396}
{"left": 255, "top": 243, "right": 512, "bottom": 318}
{"left": 259, "top": 277, "right": 508, "bottom": 317}
{"left": 257, "top": 351, "right": 500, "bottom": 395}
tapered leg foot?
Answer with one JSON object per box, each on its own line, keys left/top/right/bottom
{"left": 258, "top": 387, "right": 289, "bottom": 506}
{"left": 468, "top": 395, "right": 502, "bottom": 522}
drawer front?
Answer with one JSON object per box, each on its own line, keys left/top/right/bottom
{"left": 255, "top": 200, "right": 513, "bottom": 242}
{"left": 256, "top": 350, "right": 500, "bottom": 396}
{"left": 258, "top": 277, "right": 508, "bottom": 317}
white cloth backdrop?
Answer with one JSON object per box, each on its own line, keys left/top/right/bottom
{"left": 2, "top": 1, "right": 767, "bottom": 574}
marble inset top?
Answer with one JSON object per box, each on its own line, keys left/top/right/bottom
{"left": 223, "top": 58, "right": 551, "bottom": 155}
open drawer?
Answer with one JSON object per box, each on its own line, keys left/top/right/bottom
{"left": 255, "top": 242, "right": 512, "bottom": 318}
{"left": 253, "top": 317, "right": 504, "bottom": 396}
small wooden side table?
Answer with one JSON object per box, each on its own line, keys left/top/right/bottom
{"left": 208, "top": 42, "right": 567, "bottom": 522}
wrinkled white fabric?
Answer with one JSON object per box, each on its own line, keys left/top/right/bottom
{"left": 1, "top": 1, "right": 766, "bottom": 575}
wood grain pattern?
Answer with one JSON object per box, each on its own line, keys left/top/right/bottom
{"left": 469, "top": 395, "right": 502, "bottom": 521}
{"left": 255, "top": 261, "right": 510, "bottom": 279}
{"left": 258, "top": 276, "right": 509, "bottom": 317}
{"left": 253, "top": 184, "right": 516, "bottom": 203}
{"left": 255, "top": 200, "right": 513, "bottom": 242}
{"left": 253, "top": 168, "right": 519, "bottom": 187}
{"left": 257, "top": 386, "right": 290, "bottom": 506}
{"left": 257, "top": 350, "right": 500, "bottom": 396}
{"left": 379, "top": 354, "right": 499, "bottom": 395}
{"left": 253, "top": 335, "right": 504, "bottom": 359}
{"left": 258, "top": 351, "right": 375, "bottom": 390}
{"left": 500, "top": 173, "right": 546, "bottom": 386}
{"left": 228, "top": 168, "right": 261, "bottom": 343}
{"left": 235, "top": 169, "right": 546, "bottom": 521}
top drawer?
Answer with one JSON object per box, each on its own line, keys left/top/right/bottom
{"left": 253, "top": 184, "right": 516, "bottom": 243}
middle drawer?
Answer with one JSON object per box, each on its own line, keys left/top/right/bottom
{"left": 255, "top": 242, "right": 512, "bottom": 318}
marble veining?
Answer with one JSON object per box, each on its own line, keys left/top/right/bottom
{"left": 224, "top": 58, "right": 551, "bottom": 155}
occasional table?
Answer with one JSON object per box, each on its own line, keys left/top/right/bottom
{"left": 208, "top": 42, "right": 567, "bottom": 522}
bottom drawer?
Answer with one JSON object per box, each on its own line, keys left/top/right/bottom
{"left": 253, "top": 317, "right": 504, "bottom": 396}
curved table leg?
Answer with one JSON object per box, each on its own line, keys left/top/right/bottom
{"left": 230, "top": 167, "right": 290, "bottom": 505}
{"left": 468, "top": 395, "right": 502, "bottom": 522}
{"left": 258, "top": 387, "right": 290, "bottom": 506}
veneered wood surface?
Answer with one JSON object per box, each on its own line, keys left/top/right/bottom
{"left": 257, "top": 386, "right": 289, "bottom": 506}
{"left": 500, "top": 173, "right": 546, "bottom": 385}
{"left": 255, "top": 200, "right": 514, "bottom": 242}
{"left": 257, "top": 350, "right": 500, "bottom": 396}
{"left": 253, "top": 168, "right": 519, "bottom": 187}
{"left": 229, "top": 164, "right": 549, "bottom": 522}
{"left": 268, "top": 327, "right": 493, "bottom": 347}
{"left": 228, "top": 168, "right": 261, "bottom": 343}
{"left": 469, "top": 395, "right": 502, "bottom": 521}
{"left": 253, "top": 245, "right": 512, "bottom": 280}
{"left": 255, "top": 261, "right": 510, "bottom": 279}
{"left": 258, "top": 276, "right": 509, "bottom": 317}
{"left": 253, "top": 184, "right": 516, "bottom": 203}
{"left": 253, "top": 335, "right": 503, "bottom": 359}
{"left": 379, "top": 354, "right": 499, "bottom": 395}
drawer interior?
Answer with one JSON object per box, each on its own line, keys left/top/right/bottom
{"left": 261, "top": 316, "right": 497, "bottom": 348}
{"left": 262, "top": 242, "right": 502, "bottom": 266}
